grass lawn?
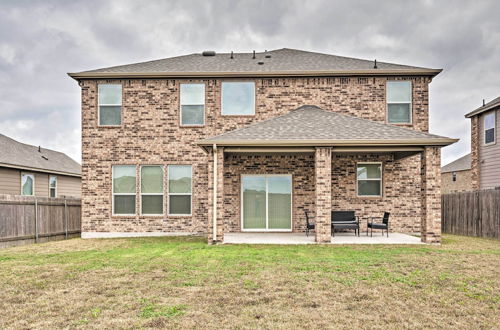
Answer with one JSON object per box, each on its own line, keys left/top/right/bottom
{"left": 0, "top": 235, "right": 499, "bottom": 329}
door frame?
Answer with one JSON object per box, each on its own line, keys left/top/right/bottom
{"left": 240, "top": 174, "right": 293, "bottom": 232}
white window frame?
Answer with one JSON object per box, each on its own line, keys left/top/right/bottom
{"left": 98, "top": 84, "right": 122, "bottom": 126}
{"left": 112, "top": 165, "right": 136, "bottom": 216}
{"left": 356, "top": 162, "right": 383, "bottom": 197}
{"left": 484, "top": 111, "right": 496, "bottom": 146}
{"left": 180, "top": 83, "right": 205, "bottom": 126}
{"left": 140, "top": 165, "right": 164, "bottom": 216}
{"left": 167, "top": 165, "right": 192, "bottom": 216}
{"left": 221, "top": 81, "right": 256, "bottom": 116}
{"left": 21, "top": 172, "right": 35, "bottom": 196}
{"left": 240, "top": 174, "right": 293, "bottom": 232}
{"left": 49, "top": 175, "right": 57, "bottom": 198}
{"left": 386, "top": 81, "right": 412, "bottom": 124}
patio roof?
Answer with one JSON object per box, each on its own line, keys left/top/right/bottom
{"left": 197, "top": 105, "right": 457, "bottom": 149}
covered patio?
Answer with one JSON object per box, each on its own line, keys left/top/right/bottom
{"left": 198, "top": 106, "right": 457, "bottom": 245}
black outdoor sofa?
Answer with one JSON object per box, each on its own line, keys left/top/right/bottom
{"left": 331, "top": 211, "right": 360, "bottom": 236}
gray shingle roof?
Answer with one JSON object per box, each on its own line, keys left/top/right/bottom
{"left": 0, "top": 134, "right": 81, "bottom": 176}
{"left": 197, "top": 105, "right": 457, "bottom": 147}
{"left": 465, "top": 96, "right": 500, "bottom": 118}
{"left": 441, "top": 153, "right": 471, "bottom": 173}
{"left": 69, "top": 48, "right": 441, "bottom": 78}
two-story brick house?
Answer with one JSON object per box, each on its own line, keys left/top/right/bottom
{"left": 69, "top": 48, "right": 456, "bottom": 244}
{"left": 466, "top": 96, "right": 500, "bottom": 190}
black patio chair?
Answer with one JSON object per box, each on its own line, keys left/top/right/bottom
{"left": 305, "top": 211, "right": 315, "bottom": 237}
{"left": 367, "top": 212, "right": 390, "bottom": 237}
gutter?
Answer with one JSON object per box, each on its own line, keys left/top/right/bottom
{"left": 67, "top": 68, "right": 442, "bottom": 80}
{"left": 197, "top": 138, "right": 458, "bottom": 148}
{"left": 0, "top": 162, "right": 82, "bottom": 178}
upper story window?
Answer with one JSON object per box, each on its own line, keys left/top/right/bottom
{"left": 221, "top": 82, "right": 255, "bottom": 115}
{"left": 49, "top": 176, "right": 57, "bottom": 198}
{"left": 180, "top": 84, "right": 205, "bottom": 126}
{"left": 387, "top": 81, "right": 412, "bottom": 124}
{"left": 98, "top": 84, "right": 122, "bottom": 126}
{"left": 357, "top": 163, "right": 382, "bottom": 197}
{"left": 452, "top": 172, "right": 457, "bottom": 182}
{"left": 21, "top": 173, "right": 34, "bottom": 196}
{"left": 484, "top": 111, "right": 496, "bottom": 145}
{"left": 112, "top": 165, "right": 136, "bottom": 215}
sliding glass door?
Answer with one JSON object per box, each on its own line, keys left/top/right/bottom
{"left": 242, "top": 175, "right": 292, "bottom": 231}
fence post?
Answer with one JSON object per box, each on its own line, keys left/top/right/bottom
{"left": 34, "top": 197, "right": 38, "bottom": 243}
{"left": 64, "top": 199, "right": 68, "bottom": 239}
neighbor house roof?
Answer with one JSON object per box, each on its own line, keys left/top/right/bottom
{"left": 68, "top": 48, "right": 442, "bottom": 79}
{"left": 0, "top": 134, "right": 81, "bottom": 177}
{"left": 441, "top": 153, "right": 471, "bottom": 173}
{"left": 465, "top": 96, "right": 500, "bottom": 118}
{"left": 197, "top": 105, "right": 457, "bottom": 148}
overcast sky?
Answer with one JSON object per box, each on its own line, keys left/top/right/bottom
{"left": 0, "top": 0, "right": 498, "bottom": 165}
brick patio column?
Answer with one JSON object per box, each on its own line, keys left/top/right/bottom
{"left": 420, "top": 146, "right": 442, "bottom": 244}
{"left": 208, "top": 146, "right": 224, "bottom": 244}
{"left": 470, "top": 116, "right": 480, "bottom": 190}
{"left": 315, "top": 147, "right": 332, "bottom": 243}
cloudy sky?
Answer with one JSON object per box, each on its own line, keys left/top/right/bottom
{"left": 0, "top": 0, "right": 498, "bottom": 165}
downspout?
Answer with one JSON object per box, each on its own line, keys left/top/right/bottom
{"left": 212, "top": 144, "right": 217, "bottom": 243}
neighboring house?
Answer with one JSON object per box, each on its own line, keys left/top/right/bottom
{"left": 0, "top": 133, "right": 81, "bottom": 198}
{"left": 69, "top": 48, "right": 457, "bottom": 244}
{"left": 466, "top": 97, "right": 500, "bottom": 190}
{"left": 441, "top": 153, "right": 472, "bottom": 193}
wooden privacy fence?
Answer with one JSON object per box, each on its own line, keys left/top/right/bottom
{"left": 442, "top": 189, "right": 500, "bottom": 239}
{"left": 0, "top": 194, "right": 81, "bottom": 248}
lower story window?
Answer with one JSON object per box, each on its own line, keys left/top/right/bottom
{"left": 21, "top": 173, "right": 34, "bottom": 196}
{"left": 141, "top": 165, "right": 163, "bottom": 215}
{"left": 112, "top": 165, "right": 136, "bottom": 215}
{"left": 168, "top": 165, "right": 192, "bottom": 215}
{"left": 357, "top": 163, "right": 382, "bottom": 197}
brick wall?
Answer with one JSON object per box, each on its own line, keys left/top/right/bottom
{"left": 421, "top": 146, "right": 442, "bottom": 244}
{"left": 441, "top": 170, "right": 472, "bottom": 194}
{"left": 80, "top": 76, "right": 431, "bottom": 234}
{"left": 470, "top": 116, "right": 480, "bottom": 190}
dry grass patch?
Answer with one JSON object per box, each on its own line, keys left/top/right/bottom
{"left": 0, "top": 235, "right": 498, "bottom": 329}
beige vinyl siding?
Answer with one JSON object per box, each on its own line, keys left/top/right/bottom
{"left": 0, "top": 167, "right": 21, "bottom": 195}
{"left": 479, "top": 108, "right": 500, "bottom": 189}
{"left": 34, "top": 173, "right": 49, "bottom": 197}
{"left": 57, "top": 175, "right": 81, "bottom": 198}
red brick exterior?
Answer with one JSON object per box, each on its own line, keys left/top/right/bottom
{"left": 79, "top": 76, "right": 441, "bottom": 243}
{"left": 421, "top": 146, "right": 442, "bottom": 244}
{"left": 315, "top": 148, "right": 332, "bottom": 243}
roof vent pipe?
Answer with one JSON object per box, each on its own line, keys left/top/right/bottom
{"left": 202, "top": 50, "right": 216, "bottom": 56}
{"left": 483, "top": 99, "right": 485, "bottom": 106}
{"left": 374, "top": 59, "right": 378, "bottom": 69}
{"left": 38, "top": 146, "right": 41, "bottom": 152}
{"left": 230, "top": 51, "right": 233, "bottom": 59}
{"left": 252, "top": 50, "right": 256, "bottom": 59}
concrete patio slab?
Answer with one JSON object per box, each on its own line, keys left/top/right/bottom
{"left": 223, "top": 232, "right": 423, "bottom": 245}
